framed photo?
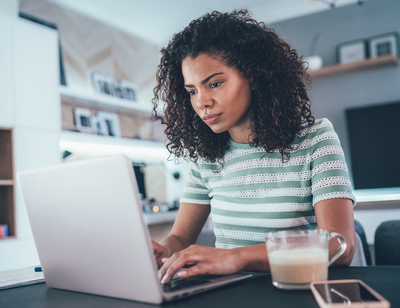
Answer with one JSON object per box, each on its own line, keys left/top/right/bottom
{"left": 337, "top": 39, "right": 367, "bottom": 64}
{"left": 97, "top": 111, "right": 121, "bottom": 137}
{"left": 119, "top": 80, "right": 139, "bottom": 103}
{"left": 90, "top": 115, "right": 104, "bottom": 135}
{"left": 368, "top": 32, "right": 399, "bottom": 59}
{"left": 113, "top": 82, "right": 125, "bottom": 99}
{"left": 91, "top": 72, "right": 115, "bottom": 96}
{"left": 74, "top": 107, "right": 93, "bottom": 133}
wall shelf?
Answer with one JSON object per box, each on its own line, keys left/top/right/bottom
{"left": 60, "top": 86, "right": 165, "bottom": 141}
{"left": 60, "top": 130, "right": 165, "bottom": 148}
{"left": 0, "top": 180, "right": 14, "bottom": 186}
{"left": 59, "top": 130, "right": 168, "bottom": 164}
{"left": 60, "top": 86, "right": 156, "bottom": 117}
{"left": 308, "top": 55, "right": 399, "bottom": 79}
{"left": 354, "top": 200, "right": 400, "bottom": 211}
{"left": 143, "top": 211, "right": 178, "bottom": 225}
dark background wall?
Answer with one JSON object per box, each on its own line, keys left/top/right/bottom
{"left": 267, "top": 0, "right": 400, "bottom": 181}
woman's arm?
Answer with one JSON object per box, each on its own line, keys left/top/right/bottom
{"left": 158, "top": 242, "right": 269, "bottom": 283}
{"left": 157, "top": 198, "right": 356, "bottom": 283}
{"left": 156, "top": 202, "right": 271, "bottom": 283}
{"left": 152, "top": 202, "right": 211, "bottom": 267}
{"left": 314, "top": 198, "right": 356, "bottom": 266}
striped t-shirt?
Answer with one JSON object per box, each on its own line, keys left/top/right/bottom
{"left": 180, "top": 118, "right": 356, "bottom": 249}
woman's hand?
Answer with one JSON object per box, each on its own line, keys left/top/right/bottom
{"left": 152, "top": 240, "right": 172, "bottom": 268}
{"left": 158, "top": 245, "right": 241, "bottom": 284}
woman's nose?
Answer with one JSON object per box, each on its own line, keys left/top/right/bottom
{"left": 196, "top": 91, "right": 213, "bottom": 110}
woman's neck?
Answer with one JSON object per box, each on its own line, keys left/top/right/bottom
{"left": 229, "top": 126, "right": 255, "bottom": 144}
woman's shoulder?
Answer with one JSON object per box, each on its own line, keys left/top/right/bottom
{"left": 299, "top": 118, "right": 335, "bottom": 137}
{"left": 294, "top": 118, "right": 340, "bottom": 147}
{"left": 301, "top": 117, "right": 333, "bottom": 128}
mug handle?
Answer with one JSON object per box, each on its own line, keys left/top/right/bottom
{"left": 328, "top": 232, "right": 347, "bottom": 265}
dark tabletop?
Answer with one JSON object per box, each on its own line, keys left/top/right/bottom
{"left": 1, "top": 266, "right": 399, "bottom": 308}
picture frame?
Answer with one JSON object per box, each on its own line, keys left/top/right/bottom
{"left": 337, "top": 39, "right": 367, "bottom": 64}
{"left": 91, "top": 72, "right": 115, "bottom": 96}
{"left": 97, "top": 111, "right": 121, "bottom": 137}
{"left": 119, "top": 79, "right": 139, "bottom": 103}
{"left": 74, "top": 107, "right": 93, "bottom": 133}
{"left": 90, "top": 115, "right": 104, "bottom": 135}
{"left": 113, "top": 82, "right": 125, "bottom": 99}
{"left": 368, "top": 32, "right": 399, "bottom": 59}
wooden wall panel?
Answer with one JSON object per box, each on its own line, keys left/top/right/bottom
{"left": 0, "top": 128, "right": 13, "bottom": 180}
{"left": 19, "top": 0, "right": 160, "bottom": 107}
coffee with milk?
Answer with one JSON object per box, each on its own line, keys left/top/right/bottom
{"left": 268, "top": 247, "right": 328, "bottom": 284}
{"left": 265, "top": 230, "right": 346, "bottom": 290}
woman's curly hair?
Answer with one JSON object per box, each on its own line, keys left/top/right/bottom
{"left": 152, "top": 9, "right": 314, "bottom": 164}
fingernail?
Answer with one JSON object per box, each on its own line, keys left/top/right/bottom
{"left": 161, "top": 258, "right": 168, "bottom": 263}
{"left": 177, "top": 271, "right": 187, "bottom": 277}
{"left": 161, "top": 273, "right": 170, "bottom": 284}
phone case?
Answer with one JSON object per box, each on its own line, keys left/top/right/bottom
{"left": 310, "top": 279, "right": 390, "bottom": 308}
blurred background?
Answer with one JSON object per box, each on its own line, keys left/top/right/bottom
{"left": 0, "top": 0, "right": 399, "bottom": 270}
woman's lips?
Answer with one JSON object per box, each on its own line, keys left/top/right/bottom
{"left": 203, "top": 113, "right": 222, "bottom": 125}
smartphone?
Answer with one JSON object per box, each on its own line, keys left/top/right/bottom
{"left": 310, "top": 279, "right": 390, "bottom": 308}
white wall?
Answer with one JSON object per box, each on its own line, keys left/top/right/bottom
{"left": 0, "top": 0, "right": 18, "bottom": 17}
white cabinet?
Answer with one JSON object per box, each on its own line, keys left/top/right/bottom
{"left": 0, "top": 15, "right": 61, "bottom": 271}
{"left": 0, "top": 0, "right": 18, "bottom": 17}
{"left": 14, "top": 18, "right": 61, "bottom": 131}
{"left": 0, "top": 14, "right": 14, "bottom": 127}
{"left": 0, "top": 15, "right": 61, "bottom": 130}
{"left": 14, "top": 128, "right": 61, "bottom": 238}
{"left": 14, "top": 129, "right": 61, "bottom": 172}
{"left": 11, "top": 18, "right": 62, "bottom": 239}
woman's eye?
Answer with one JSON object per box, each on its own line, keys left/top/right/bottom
{"left": 188, "top": 90, "right": 197, "bottom": 96}
{"left": 210, "top": 82, "right": 222, "bottom": 88}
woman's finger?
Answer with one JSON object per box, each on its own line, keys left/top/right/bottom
{"left": 159, "top": 250, "right": 201, "bottom": 283}
{"left": 177, "top": 263, "right": 209, "bottom": 278}
{"left": 152, "top": 240, "right": 172, "bottom": 268}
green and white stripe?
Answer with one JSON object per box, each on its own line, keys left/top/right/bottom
{"left": 180, "top": 118, "right": 356, "bottom": 248}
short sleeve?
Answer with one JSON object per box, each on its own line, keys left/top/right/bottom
{"left": 309, "top": 119, "right": 356, "bottom": 206}
{"left": 180, "top": 161, "right": 211, "bottom": 205}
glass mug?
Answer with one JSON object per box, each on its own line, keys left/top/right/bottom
{"left": 265, "top": 229, "right": 347, "bottom": 290}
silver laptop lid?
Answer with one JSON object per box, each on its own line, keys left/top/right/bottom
{"left": 18, "top": 154, "right": 164, "bottom": 304}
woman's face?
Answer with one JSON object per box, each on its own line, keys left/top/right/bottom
{"left": 182, "top": 54, "right": 253, "bottom": 143}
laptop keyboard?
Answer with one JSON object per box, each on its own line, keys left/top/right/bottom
{"left": 162, "top": 277, "right": 212, "bottom": 293}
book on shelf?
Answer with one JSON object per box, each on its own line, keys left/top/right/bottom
{"left": 0, "top": 224, "right": 8, "bottom": 238}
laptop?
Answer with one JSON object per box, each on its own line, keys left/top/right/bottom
{"left": 17, "top": 154, "right": 252, "bottom": 304}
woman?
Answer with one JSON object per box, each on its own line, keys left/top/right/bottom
{"left": 151, "top": 9, "right": 356, "bottom": 284}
